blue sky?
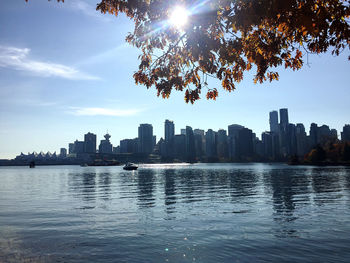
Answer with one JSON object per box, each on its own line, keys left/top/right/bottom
{"left": 0, "top": 0, "right": 349, "bottom": 159}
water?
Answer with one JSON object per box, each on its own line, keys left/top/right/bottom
{"left": 1, "top": 163, "right": 350, "bottom": 263}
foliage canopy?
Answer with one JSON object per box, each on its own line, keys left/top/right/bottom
{"left": 36, "top": 0, "right": 350, "bottom": 103}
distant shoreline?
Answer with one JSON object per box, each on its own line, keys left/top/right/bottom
{"left": 1, "top": 161, "right": 350, "bottom": 167}
{"left": 289, "top": 161, "right": 350, "bottom": 167}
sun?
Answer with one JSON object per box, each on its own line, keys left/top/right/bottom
{"left": 169, "top": 6, "right": 189, "bottom": 28}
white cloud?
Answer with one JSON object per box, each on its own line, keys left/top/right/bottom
{"left": 0, "top": 46, "right": 99, "bottom": 80}
{"left": 68, "top": 107, "right": 143, "bottom": 117}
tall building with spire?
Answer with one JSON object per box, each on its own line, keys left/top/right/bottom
{"left": 99, "top": 133, "right": 113, "bottom": 154}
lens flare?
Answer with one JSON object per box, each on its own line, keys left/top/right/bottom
{"left": 169, "top": 6, "right": 189, "bottom": 28}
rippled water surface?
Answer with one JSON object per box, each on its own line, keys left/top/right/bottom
{"left": 1, "top": 163, "right": 350, "bottom": 262}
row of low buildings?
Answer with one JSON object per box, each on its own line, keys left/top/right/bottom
{"left": 9, "top": 108, "right": 350, "bottom": 164}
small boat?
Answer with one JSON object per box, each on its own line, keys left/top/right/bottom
{"left": 123, "top": 162, "right": 138, "bottom": 171}
{"left": 29, "top": 161, "right": 35, "bottom": 168}
{"left": 80, "top": 163, "right": 88, "bottom": 167}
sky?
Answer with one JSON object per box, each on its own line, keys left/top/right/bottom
{"left": 0, "top": 0, "right": 349, "bottom": 159}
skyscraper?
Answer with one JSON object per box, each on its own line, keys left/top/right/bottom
{"left": 99, "top": 133, "right": 113, "bottom": 154}
{"left": 330, "top": 129, "right": 338, "bottom": 139}
{"left": 173, "top": 134, "right": 186, "bottom": 160}
{"left": 164, "top": 120, "right": 175, "bottom": 143}
{"left": 269, "top": 111, "right": 279, "bottom": 133}
{"left": 120, "top": 139, "right": 136, "bottom": 153}
{"left": 279, "top": 108, "right": 289, "bottom": 126}
{"left": 217, "top": 129, "right": 228, "bottom": 159}
{"left": 185, "top": 126, "right": 196, "bottom": 162}
{"left": 295, "top": 123, "right": 307, "bottom": 156}
{"left": 310, "top": 123, "right": 318, "bottom": 147}
{"left": 228, "top": 124, "right": 244, "bottom": 137}
{"left": 279, "top": 108, "right": 289, "bottom": 156}
{"left": 288, "top": 123, "right": 297, "bottom": 155}
{"left": 205, "top": 129, "right": 216, "bottom": 158}
{"left": 318, "top": 125, "right": 331, "bottom": 144}
{"left": 194, "top": 129, "right": 205, "bottom": 136}
{"left": 194, "top": 129, "right": 205, "bottom": 159}
{"left": 68, "top": 143, "right": 75, "bottom": 154}
{"left": 84, "top": 132, "right": 96, "bottom": 153}
{"left": 228, "top": 124, "right": 244, "bottom": 159}
{"left": 138, "top": 124, "right": 153, "bottom": 154}
{"left": 341, "top": 125, "right": 350, "bottom": 142}
{"left": 262, "top": 132, "right": 273, "bottom": 159}
{"left": 74, "top": 140, "right": 84, "bottom": 154}
{"left": 237, "top": 128, "right": 253, "bottom": 160}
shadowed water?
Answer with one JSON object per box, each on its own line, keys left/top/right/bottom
{"left": 1, "top": 163, "right": 350, "bottom": 262}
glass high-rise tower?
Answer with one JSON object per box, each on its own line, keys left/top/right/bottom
{"left": 269, "top": 111, "right": 279, "bottom": 133}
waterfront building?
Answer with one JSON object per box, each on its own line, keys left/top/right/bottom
{"left": 194, "top": 129, "right": 205, "bottom": 158}
{"left": 153, "top": 135, "right": 157, "bottom": 148}
{"left": 185, "top": 126, "right": 196, "bottom": 162}
{"left": 60, "top": 148, "right": 67, "bottom": 158}
{"left": 194, "top": 134, "right": 204, "bottom": 160}
{"left": 228, "top": 124, "right": 244, "bottom": 160}
{"left": 288, "top": 123, "right": 297, "bottom": 156}
{"left": 279, "top": 108, "right": 289, "bottom": 126}
{"left": 68, "top": 143, "right": 75, "bottom": 154}
{"left": 217, "top": 129, "right": 228, "bottom": 159}
{"left": 341, "top": 125, "right": 350, "bottom": 142}
{"left": 120, "top": 139, "right": 136, "bottom": 153}
{"left": 271, "top": 133, "right": 280, "bottom": 159}
{"left": 99, "top": 133, "right": 113, "bottom": 154}
{"left": 113, "top": 146, "right": 120, "bottom": 154}
{"left": 330, "top": 129, "right": 338, "bottom": 139}
{"left": 164, "top": 120, "right": 175, "bottom": 158}
{"left": 173, "top": 134, "right": 186, "bottom": 160}
{"left": 194, "top": 129, "right": 205, "bottom": 159}
{"left": 138, "top": 124, "right": 154, "bottom": 154}
{"left": 194, "top": 129, "right": 205, "bottom": 136}
{"left": 278, "top": 108, "right": 290, "bottom": 157}
{"left": 164, "top": 120, "right": 175, "bottom": 143}
{"left": 318, "top": 125, "right": 332, "bottom": 144}
{"left": 74, "top": 140, "right": 85, "bottom": 154}
{"left": 237, "top": 128, "right": 253, "bottom": 160}
{"left": 254, "top": 138, "right": 264, "bottom": 158}
{"left": 310, "top": 123, "right": 318, "bottom": 147}
{"left": 84, "top": 132, "right": 96, "bottom": 153}
{"left": 295, "top": 124, "right": 308, "bottom": 156}
{"left": 181, "top": 129, "right": 186, "bottom": 135}
{"left": 156, "top": 138, "right": 166, "bottom": 156}
{"left": 269, "top": 111, "right": 279, "bottom": 133}
{"left": 262, "top": 132, "right": 273, "bottom": 159}
{"left": 205, "top": 129, "right": 216, "bottom": 159}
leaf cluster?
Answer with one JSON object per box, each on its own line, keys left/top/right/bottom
{"left": 34, "top": 0, "right": 350, "bottom": 103}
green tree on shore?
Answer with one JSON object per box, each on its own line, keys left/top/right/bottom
{"left": 304, "top": 142, "right": 350, "bottom": 164}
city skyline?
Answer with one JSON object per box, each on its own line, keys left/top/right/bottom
{"left": 3, "top": 107, "right": 349, "bottom": 161}
{"left": 1, "top": 0, "right": 349, "bottom": 159}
